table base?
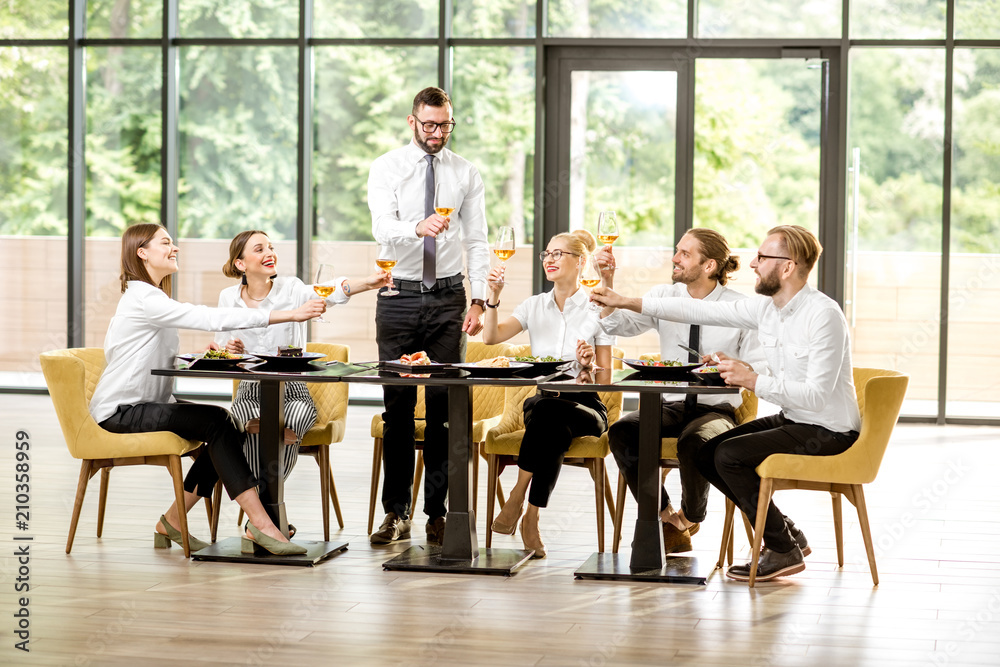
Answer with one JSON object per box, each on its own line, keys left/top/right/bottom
{"left": 191, "top": 537, "right": 348, "bottom": 567}
{"left": 573, "top": 552, "right": 708, "bottom": 584}
{"left": 382, "top": 545, "right": 535, "bottom": 576}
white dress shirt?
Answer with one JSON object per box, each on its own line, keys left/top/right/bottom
{"left": 368, "top": 140, "right": 491, "bottom": 301}
{"left": 89, "top": 281, "right": 272, "bottom": 424}
{"left": 641, "top": 284, "right": 860, "bottom": 434}
{"left": 213, "top": 276, "right": 349, "bottom": 353}
{"left": 600, "top": 282, "right": 766, "bottom": 408}
{"left": 511, "top": 288, "right": 615, "bottom": 374}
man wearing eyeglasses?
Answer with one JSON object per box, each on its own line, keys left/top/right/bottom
{"left": 594, "top": 228, "right": 765, "bottom": 556}
{"left": 367, "top": 86, "right": 490, "bottom": 547}
{"left": 591, "top": 225, "right": 860, "bottom": 582}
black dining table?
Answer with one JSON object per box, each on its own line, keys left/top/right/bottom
{"left": 537, "top": 367, "right": 739, "bottom": 584}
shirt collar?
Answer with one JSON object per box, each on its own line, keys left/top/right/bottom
{"left": 542, "top": 287, "right": 588, "bottom": 311}
{"left": 406, "top": 139, "right": 447, "bottom": 164}
{"left": 781, "top": 283, "right": 812, "bottom": 317}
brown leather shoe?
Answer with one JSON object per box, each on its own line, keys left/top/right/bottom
{"left": 370, "top": 512, "right": 411, "bottom": 545}
{"left": 425, "top": 516, "right": 446, "bottom": 545}
{"left": 662, "top": 521, "right": 693, "bottom": 554}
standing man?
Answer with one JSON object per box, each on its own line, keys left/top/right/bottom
{"left": 597, "top": 228, "right": 764, "bottom": 554}
{"left": 592, "top": 225, "right": 860, "bottom": 582}
{"left": 367, "top": 87, "right": 490, "bottom": 546}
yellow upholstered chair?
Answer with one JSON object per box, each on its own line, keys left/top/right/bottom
{"left": 367, "top": 341, "right": 509, "bottom": 533}
{"left": 226, "top": 342, "right": 350, "bottom": 542}
{"left": 39, "top": 348, "right": 203, "bottom": 557}
{"left": 732, "top": 368, "right": 908, "bottom": 587}
{"left": 483, "top": 344, "right": 623, "bottom": 551}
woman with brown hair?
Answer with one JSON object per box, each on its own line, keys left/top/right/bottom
{"left": 215, "top": 230, "right": 389, "bottom": 491}
{"left": 88, "top": 224, "right": 323, "bottom": 555}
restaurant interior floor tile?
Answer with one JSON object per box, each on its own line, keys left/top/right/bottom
{"left": 3, "top": 393, "right": 999, "bottom": 666}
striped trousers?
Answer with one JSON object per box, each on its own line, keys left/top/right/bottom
{"left": 230, "top": 380, "right": 317, "bottom": 482}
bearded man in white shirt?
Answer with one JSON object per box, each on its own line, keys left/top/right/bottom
{"left": 592, "top": 225, "right": 860, "bottom": 582}
{"left": 367, "top": 86, "right": 490, "bottom": 546}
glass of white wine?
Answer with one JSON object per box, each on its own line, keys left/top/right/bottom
{"left": 313, "top": 263, "right": 336, "bottom": 322}
{"left": 434, "top": 183, "right": 455, "bottom": 234}
{"left": 376, "top": 245, "right": 398, "bottom": 297}
{"left": 580, "top": 255, "right": 603, "bottom": 312}
{"left": 597, "top": 210, "right": 619, "bottom": 269}
{"left": 493, "top": 226, "right": 515, "bottom": 285}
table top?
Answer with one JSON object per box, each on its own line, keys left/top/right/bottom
{"left": 537, "top": 368, "right": 741, "bottom": 394}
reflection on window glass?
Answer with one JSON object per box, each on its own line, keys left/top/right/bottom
{"left": 313, "top": 46, "right": 437, "bottom": 241}
{"left": 452, "top": 47, "right": 535, "bottom": 243}
{"left": 180, "top": 0, "right": 298, "bottom": 38}
{"left": 569, "top": 70, "right": 677, "bottom": 247}
{"left": 453, "top": 0, "right": 536, "bottom": 38}
{"left": 547, "top": 0, "right": 685, "bottom": 38}
{"left": 86, "top": 48, "right": 162, "bottom": 237}
{"left": 0, "top": 47, "right": 68, "bottom": 388}
{"left": 0, "top": 0, "right": 68, "bottom": 39}
{"left": 694, "top": 60, "right": 821, "bottom": 256}
{"left": 848, "top": 49, "right": 944, "bottom": 417}
{"left": 698, "top": 0, "right": 840, "bottom": 38}
{"left": 956, "top": 0, "right": 1000, "bottom": 39}
{"left": 851, "top": 0, "right": 945, "bottom": 39}
{"left": 948, "top": 49, "right": 1000, "bottom": 417}
{"left": 314, "top": 0, "right": 437, "bottom": 38}
{"left": 87, "top": 0, "right": 162, "bottom": 38}
{"left": 179, "top": 47, "right": 299, "bottom": 240}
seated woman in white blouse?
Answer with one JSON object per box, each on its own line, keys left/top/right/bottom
{"left": 89, "top": 223, "right": 323, "bottom": 556}
{"left": 482, "top": 229, "right": 613, "bottom": 558}
{"left": 215, "top": 230, "right": 389, "bottom": 494}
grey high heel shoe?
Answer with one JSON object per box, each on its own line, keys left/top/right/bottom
{"left": 154, "top": 514, "right": 211, "bottom": 552}
{"left": 241, "top": 522, "right": 307, "bottom": 556}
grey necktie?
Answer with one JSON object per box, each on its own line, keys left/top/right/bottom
{"left": 685, "top": 324, "right": 700, "bottom": 411}
{"left": 422, "top": 154, "right": 436, "bottom": 289}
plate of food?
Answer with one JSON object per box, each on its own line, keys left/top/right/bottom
{"left": 690, "top": 364, "right": 726, "bottom": 386}
{"left": 452, "top": 357, "right": 532, "bottom": 378}
{"left": 180, "top": 350, "right": 253, "bottom": 366}
{"left": 249, "top": 346, "right": 328, "bottom": 369}
{"left": 380, "top": 351, "right": 454, "bottom": 375}
{"left": 621, "top": 358, "right": 703, "bottom": 380}
{"left": 510, "top": 355, "right": 571, "bottom": 376}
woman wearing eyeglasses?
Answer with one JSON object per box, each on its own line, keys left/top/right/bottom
{"left": 481, "top": 230, "right": 613, "bottom": 558}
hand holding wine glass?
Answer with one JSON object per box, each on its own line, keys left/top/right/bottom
{"left": 492, "top": 226, "right": 515, "bottom": 285}
{"left": 313, "top": 263, "right": 336, "bottom": 322}
{"left": 580, "top": 255, "right": 603, "bottom": 312}
{"left": 376, "top": 245, "right": 399, "bottom": 297}
{"left": 597, "top": 210, "right": 619, "bottom": 269}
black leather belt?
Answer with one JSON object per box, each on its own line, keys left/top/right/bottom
{"left": 393, "top": 274, "right": 465, "bottom": 293}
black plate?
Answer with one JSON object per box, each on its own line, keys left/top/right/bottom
{"left": 511, "top": 359, "right": 571, "bottom": 376}
{"left": 690, "top": 367, "right": 726, "bottom": 386}
{"left": 249, "top": 351, "right": 327, "bottom": 370}
{"left": 452, "top": 361, "right": 533, "bottom": 377}
{"left": 180, "top": 353, "right": 253, "bottom": 366}
{"left": 621, "top": 358, "right": 703, "bottom": 380}
{"left": 380, "top": 361, "right": 455, "bottom": 375}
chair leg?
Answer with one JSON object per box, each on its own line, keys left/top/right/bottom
{"left": 97, "top": 467, "right": 110, "bottom": 538}
{"left": 741, "top": 511, "right": 754, "bottom": 545}
{"left": 748, "top": 478, "right": 774, "bottom": 588}
{"left": 166, "top": 455, "right": 192, "bottom": 558}
{"left": 832, "top": 491, "right": 844, "bottom": 567}
{"left": 329, "top": 469, "right": 344, "bottom": 529}
{"left": 411, "top": 451, "right": 424, "bottom": 520}
{"left": 318, "top": 445, "right": 331, "bottom": 541}
{"left": 210, "top": 482, "right": 222, "bottom": 543}
{"left": 203, "top": 490, "right": 214, "bottom": 533}
{"left": 238, "top": 508, "right": 244, "bottom": 527}
{"left": 472, "top": 442, "right": 481, "bottom": 518}
{"left": 593, "top": 460, "right": 606, "bottom": 553}
{"left": 717, "top": 497, "right": 737, "bottom": 569}
{"left": 603, "top": 469, "right": 616, "bottom": 518}
{"left": 485, "top": 453, "right": 499, "bottom": 549}
{"left": 67, "top": 460, "right": 94, "bottom": 554}
{"left": 612, "top": 472, "right": 627, "bottom": 554}
{"left": 852, "top": 484, "right": 879, "bottom": 586}
{"left": 368, "top": 437, "right": 383, "bottom": 535}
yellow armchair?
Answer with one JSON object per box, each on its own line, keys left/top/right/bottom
{"left": 39, "top": 348, "right": 203, "bottom": 557}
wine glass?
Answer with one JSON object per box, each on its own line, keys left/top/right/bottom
{"left": 434, "top": 183, "right": 455, "bottom": 237}
{"left": 597, "top": 210, "right": 619, "bottom": 271}
{"left": 313, "top": 263, "right": 336, "bottom": 322}
{"left": 376, "top": 245, "right": 398, "bottom": 297}
{"left": 580, "top": 255, "right": 603, "bottom": 312}
{"left": 492, "top": 226, "right": 515, "bottom": 285}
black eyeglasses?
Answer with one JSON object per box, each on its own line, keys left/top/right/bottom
{"left": 755, "top": 252, "right": 793, "bottom": 263}
{"left": 538, "top": 250, "right": 579, "bottom": 261}
{"left": 413, "top": 115, "right": 456, "bottom": 134}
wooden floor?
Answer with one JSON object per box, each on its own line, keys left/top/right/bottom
{"left": 3, "top": 393, "right": 1000, "bottom": 666}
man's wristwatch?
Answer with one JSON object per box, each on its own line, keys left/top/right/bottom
{"left": 470, "top": 298, "right": 486, "bottom": 310}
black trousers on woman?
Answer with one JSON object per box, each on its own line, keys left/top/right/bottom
{"left": 695, "top": 413, "right": 858, "bottom": 553}
{"left": 100, "top": 401, "right": 259, "bottom": 500}
{"left": 517, "top": 392, "right": 608, "bottom": 508}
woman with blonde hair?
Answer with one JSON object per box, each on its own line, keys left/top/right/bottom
{"left": 89, "top": 224, "right": 324, "bottom": 555}
{"left": 481, "top": 229, "right": 613, "bottom": 557}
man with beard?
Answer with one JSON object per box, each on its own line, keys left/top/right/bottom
{"left": 591, "top": 225, "right": 860, "bottom": 582}
{"left": 367, "top": 87, "right": 490, "bottom": 546}
{"left": 595, "top": 228, "right": 765, "bottom": 554}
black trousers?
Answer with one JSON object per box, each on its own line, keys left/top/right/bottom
{"left": 608, "top": 401, "right": 736, "bottom": 522}
{"left": 99, "top": 401, "right": 259, "bottom": 501}
{"left": 375, "top": 281, "right": 467, "bottom": 519}
{"left": 695, "top": 413, "right": 858, "bottom": 552}
{"left": 517, "top": 392, "right": 608, "bottom": 508}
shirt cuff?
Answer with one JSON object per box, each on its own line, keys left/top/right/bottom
{"left": 754, "top": 374, "right": 773, "bottom": 401}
